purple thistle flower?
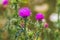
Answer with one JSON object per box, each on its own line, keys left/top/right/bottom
{"left": 18, "top": 7, "right": 31, "bottom": 18}
{"left": 44, "top": 23, "right": 49, "bottom": 28}
{"left": 35, "top": 13, "right": 44, "bottom": 21}
{"left": 1, "top": 0, "right": 8, "bottom": 5}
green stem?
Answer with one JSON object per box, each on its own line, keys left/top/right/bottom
{"left": 13, "top": 0, "right": 18, "bottom": 18}
{"left": 36, "top": 31, "right": 39, "bottom": 40}
{"left": 40, "top": 22, "right": 43, "bottom": 40}
{"left": 14, "top": 1, "right": 18, "bottom": 40}
{"left": 36, "top": 21, "right": 42, "bottom": 40}
{"left": 24, "top": 18, "right": 28, "bottom": 40}
{"left": 58, "top": 5, "right": 60, "bottom": 27}
{"left": 13, "top": 3, "right": 18, "bottom": 18}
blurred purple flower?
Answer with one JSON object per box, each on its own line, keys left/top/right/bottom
{"left": 35, "top": 13, "right": 44, "bottom": 21}
{"left": 44, "top": 23, "right": 49, "bottom": 28}
{"left": 2, "top": 0, "right": 8, "bottom": 5}
{"left": 18, "top": 7, "right": 31, "bottom": 18}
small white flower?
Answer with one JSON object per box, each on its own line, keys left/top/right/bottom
{"left": 49, "top": 13, "right": 60, "bottom": 22}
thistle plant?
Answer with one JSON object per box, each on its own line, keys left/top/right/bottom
{"left": 35, "top": 13, "right": 44, "bottom": 40}
{"left": 18, "top": 7, "right": 31, "bottom": 40}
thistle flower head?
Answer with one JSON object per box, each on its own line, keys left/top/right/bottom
{"left": 0, "top": 0, "right": 8, "bottom": 5}
{"left": 18, "top": 7, "right": 31, "bottom": 18}
{"left": 35, "top": 13, "right": 44, "bottom": 21}
{"left": 44, "top": 23, "right": 49, "bottom": 28}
